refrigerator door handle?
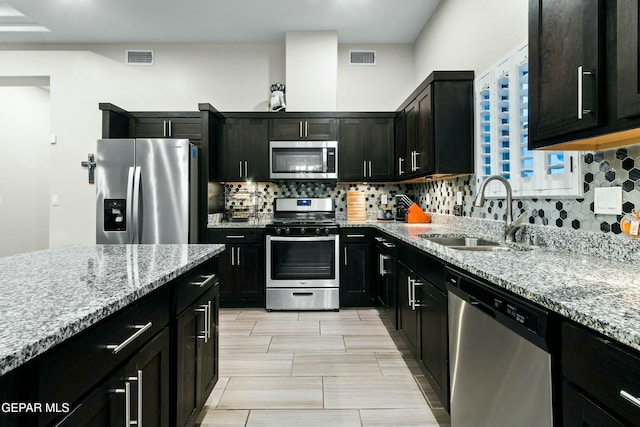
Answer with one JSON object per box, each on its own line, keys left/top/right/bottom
{"left": 125, "top": 167, "right": 136, "bottom": 243}
{"left": 132, "top": 166, "right": 142, "bottom": 244}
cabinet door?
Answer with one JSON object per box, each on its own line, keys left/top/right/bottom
{"left": 338, "top": 119, "right": 366, "bottom": 180}
{"left": 168, "top": 117, "right": 202, "bottom": 141}
{"left": 395, "top": 112, "right": 407, "bottom": 179}
{"left": 340, "top": 243, "right": 373, "bottom": 307}
{"left": 270, "top": 119, "right": 305, "bottom": 140}
{"left": 420, "top": 283, "right": 449, "bottom": 412}
{"left": 405, "top": 100, "right": 419, "bottom": 177}
{"left": 217, "top": 247, "right": 236, "bottom": 300}
{"left": 562, "top": 382, "right": 625, "bottom": 427}
{"left": 54, "top": 371, "right": 124, "bottom": 427}
{"left": 529, "top": 0, "right": 604, "bottom": 143}
{"left": 417, "top": 88, "right": 434, "bottom": 175}
{"left": 133, "top": 117, "right": 167, "bottom": 138}
{"left": 133, "top": 117, "right": 201, "bottom": 140}
{"left": 175, "top": 304, "right": 200, "bottom": 427}
{"left": 397, "top": 263, "right": 419, "bottom": 356}
{"left": 123, "top": 328, "right": 170, "bottom": 427}
{"left": 306, "top": 118, "right": 337, "bottom": 140}
{"left": 197, "top": 289, "right": 219, "bottom": 408}
{"left": 243, "top": 118, "right": 269, "bottom": 181}
{"left": 235, "top": 244, "right": 265, "bottom": 300}
{"left": 220, "top": 119, "right": 245, "bottom": 181}
{"left": 368, "top": 118, "right": 394, "bottom": 180}
{"left": 617, "top": 0, "right": 640, "bottom": 119}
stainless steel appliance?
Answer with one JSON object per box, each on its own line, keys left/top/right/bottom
{"left": 269, "top": 140, "right": 338, "bottom": 180}
{"left": 96, "top": 138, "right": 198, "bottom": 244}
{"left": 265, "top": 197, "right": 339, "bottom": 310}
{"left": 447, "top": 268, "right": 554, "bottom": 426}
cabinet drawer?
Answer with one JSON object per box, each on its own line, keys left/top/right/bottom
{"left": 340, "top": 228, "right": 371, "bottom": 243}
{"left": 562, "top": 381, "right": 625, "bottom": 427}
{"left": 208, "top": 228, "right": 264, "bottom": 244}
{"left": 174, "top": 257, "right": 219, "bottom": 315}
{"left": 562, "top": 321, "right": 640, "bottom": 425}
{"left": 38, "top": 286, "right": 170, "bottom": 411}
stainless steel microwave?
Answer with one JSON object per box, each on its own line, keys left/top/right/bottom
{"left": 269, "top": 140, "right": 338, "bottom": 180}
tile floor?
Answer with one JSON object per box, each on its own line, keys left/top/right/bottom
{"left": 195, "top": 308, "right": 450, "bottom": 427}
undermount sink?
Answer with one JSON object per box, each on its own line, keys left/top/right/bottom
{"left": 421, "top": 235, "right": 531, "bottom": 252}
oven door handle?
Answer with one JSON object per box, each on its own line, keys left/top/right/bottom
{"left": 267, "top": 236, "right": 337, "bottom": 242}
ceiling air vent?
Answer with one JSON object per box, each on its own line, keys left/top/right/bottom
{"left": 126, "top": 49, "right": 154, "bottom": 66}
{"left": 349, "top": 50, "right": 376, "bottom": 65}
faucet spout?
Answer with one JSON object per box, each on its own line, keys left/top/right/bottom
{"left": 474, "top": 175, "right": 519, "bottom": 240}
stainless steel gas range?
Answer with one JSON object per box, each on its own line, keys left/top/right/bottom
{"left": 265, "top": 197, "right": 339, "bottom": 311}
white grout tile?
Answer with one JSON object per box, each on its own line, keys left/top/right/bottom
{"left": 220, "top": 335, "right": 271, "bottom": 353}
{"left": 268, "top": 335, "right": 345, "bottom": 353}
{"left": 217, "top": 376, "right": 324, "bottom": 410}
{"left": 292, "top": 352, "right": 382, "bottom": 377}
{"left": 220, "top": 353, "right": 293, "bottom": 377}
{"left": 323, "top": 376, "right": 430, "bottom": 409}
{"left": 246, "top": 409, "right": 361, "bottom": 427}
{"left": 251, "top": 320, "right": 320, "bottom": 336}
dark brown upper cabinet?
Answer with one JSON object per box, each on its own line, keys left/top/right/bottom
{"left": 528, "top": 0, "right": 605, "bottom": 146}
{"left": 270, "top": 118, "right": 337, "bottom": 140}
{"left": 338, "top": 117, "right": 394, "bottom": 182}
{"left": 529, "top": 0, "right": 640, "bottom": 150}
{"left": 396, "top": 71, "right": 474, "bottom": 180}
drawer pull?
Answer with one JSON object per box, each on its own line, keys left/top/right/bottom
{"left": 107, "top": 322, "right": 153, "bottom": 354}
{"left": 226, "top": 235, "right": 246, "bottom": 239}
{"left": 347, "top": 234, "right": 365, "bottom": 238}
{"left": 293, "top": 292, "right": 314, "bottom": 296}
{"left": 620, "top": 390, "right": 640, "bottom": 408}
{"left": 191, "top": 273, "right": 216, "bottom": 288}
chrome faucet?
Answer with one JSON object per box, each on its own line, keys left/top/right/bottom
{"left": 474, "top": 175, "right": 527, "bottom": 242}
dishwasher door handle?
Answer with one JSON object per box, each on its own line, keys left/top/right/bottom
{"left": 470, "top": 299, "right": 496, "bottom": 318}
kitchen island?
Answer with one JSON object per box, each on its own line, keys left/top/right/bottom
{"left": 0, "top": 243, "right": 224, "bottom": 426}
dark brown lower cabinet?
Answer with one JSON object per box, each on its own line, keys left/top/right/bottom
{"left": 175, "top": 286, "right": 219, "bottom": 427}
{"left": 397, "top": 262, "right": 420, "bottom": 357}
{"left": 562, "top": 382, "right": 625, "bottom": 427}
{"left": 56, "top": 328, "right": 170, "bottom": 427}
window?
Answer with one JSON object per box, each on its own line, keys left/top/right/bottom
{"left": 474, "top": 43, "right": 583, "bottom": 198}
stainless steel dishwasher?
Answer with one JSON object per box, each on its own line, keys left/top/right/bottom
{"left": 447, "top": 268, "right": 555, "bottom": 427}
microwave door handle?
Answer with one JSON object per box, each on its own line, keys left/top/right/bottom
{"left": 322, "top": 147, "right": 328, "bottom": 172}
{"left": 125, "top": 167, "right": 135, "bottom": 243}
{"left": 132, "top": 166, "right": 142, "bottom": 244}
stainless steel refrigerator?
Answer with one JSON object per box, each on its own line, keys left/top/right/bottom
{"left": 96, "top": 138, "right": 198, "bottom": 244}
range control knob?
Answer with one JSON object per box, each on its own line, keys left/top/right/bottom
{"left": 315, "top": 228, "right": 321, "bottom": 235}
{"left": 285, "top": 227, "right": 291, "bottom": 235}
{"left": 275, "top": 228, "right": 282, "bottom": 235}
{"left": 324, "top": 228, "right": 330, "bottom": 235}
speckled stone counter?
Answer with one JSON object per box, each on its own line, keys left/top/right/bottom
{"left": 0, "top": 244, "right": 224, "bottom": 376}
{"left": 341, "top": 219, "right": 640, "bottom": 353}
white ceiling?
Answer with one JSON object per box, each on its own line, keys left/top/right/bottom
{"left": 0, "top": 0, "right": 441, "bottom": 44}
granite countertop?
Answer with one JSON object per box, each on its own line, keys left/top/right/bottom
{"left": 354, "top": 220, "right": 640, "bottom": 353}
{"left": 0, "top": 244, "right": 224, "bottom": 376}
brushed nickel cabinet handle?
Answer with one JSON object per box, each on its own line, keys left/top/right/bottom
{"left": 191, "top": 273, "right": 216, "bottom": 288}
{"left": 620, "top": 390, "right": 640, "bottom": 408}
{"left": 107, "top": 322, "right": 153, "bottom": 354}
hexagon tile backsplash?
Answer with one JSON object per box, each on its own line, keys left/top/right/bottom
{"left": 416, "top": 146, "right": 640, "bottom": 235}
{"left": 220, "top": 146, "right": 639, "bottom": 235}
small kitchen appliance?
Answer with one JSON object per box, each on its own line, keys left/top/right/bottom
{"left": 269, "top": 140, "right": 338, "bottom": 180}
{"left": 265, "top": 197, "right": 339, "bottom": 311}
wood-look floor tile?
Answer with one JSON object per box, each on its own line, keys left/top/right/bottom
{"left": 237, "top": 309, "right": 299, "bottom": 321}
{"left": 251, "top": 320, "right": 320, "bottom": 336}
{"left": 246, "top": 409, "right": 361, "bottom": 426}
{"left": 359, "top": 408, "right": 440, "bottom": 426}
{"left": 203, "top": 377, "right": 229, "bottom": 409}
{"left": 374, "top": 352, "right": 418, "bottom": 376}
{"left": 220, "top": 335, "right": 271, "bottom": 353}
{"left": 343, "top": 335, "right": 400, "bottom": 352}
{"left": 320, "top": 320, "right": 389, "bottom": 336}
{"left": 297, "top": 310, "right": 360, "bottom": 320}
{"left": 323, "top": 376, "right": 429, "bottom": 409}
{"left": 196, "top": 409, "right": 249, "bottom": 426}
{"left": 357, "top": 308, "right": 384, "bottom": 319}
{"left": 268, "top": 335, "right": 345, "bottom": 353}
{"left": 217, "top": 377, "right": 323, "bottom": 409}
{"left": 220, "top": 353, "right": 293, "bottom": 377}
{"left": 219, "top": 309, "right": 241, "bottom": 321}
{"left": 219, "top": 320, "right": 256, "bottom": 336}
{"left": 292, "top": 352, "right": 382, "bottom": 376}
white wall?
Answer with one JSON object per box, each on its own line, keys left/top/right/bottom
{"left": 413, "top": 0, "right": 528, "bottom": 84}
{"left": 0, "top": 42, "right": 413, "bottom": 248}
{"left": 337, "top": 44, "right": 415, "bottom": 111}
{"left": 285, "top": 32, "right": 338, "bottom": 111}
{"left": 0, "top": 85, "right": 50, "bottom": 256}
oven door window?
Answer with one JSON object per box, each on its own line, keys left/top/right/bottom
{"left": 270, "top": 238, "right": 336, "bottom": 280}
{"left": 272, "top": 148, "right": 324, "bottom": 173}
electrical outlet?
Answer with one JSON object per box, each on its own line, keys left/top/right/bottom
{"left": 425, "top": 194, "right": 431, "bottom": 205}
{"left": 456, "top": 191, "right": 463, "bottom": 205}
{"left": 52, "top": 195, "right": 59, "bottom": 206}
{"left": 49, "top": 134, "right": 57, "bottom": 144}
{"left": 381, "top": 194, "right": 388, "bottom": 205}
